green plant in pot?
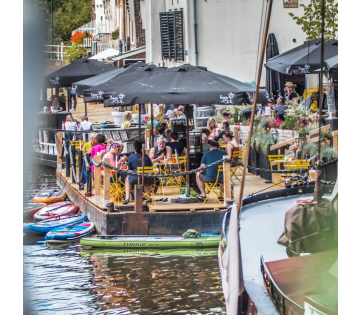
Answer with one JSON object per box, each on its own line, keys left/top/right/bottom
{"left": 321, "top": 130, "right": 333, "bottom": 146}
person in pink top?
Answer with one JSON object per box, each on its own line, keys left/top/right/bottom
{"left": 102, "top": 142, "right": 128, "bottom": 182}
{"left": 90, "top": 134, "right": 107, "bottom": 173}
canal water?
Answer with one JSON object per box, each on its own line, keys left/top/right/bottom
{"left": 23, "top": 165, "right": 226, "bottom": 315}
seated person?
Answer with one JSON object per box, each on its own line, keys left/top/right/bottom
{"left": 165, "top": 128, "right": 172, "bottom": 142}
{"left": 90, "top": 134, "right": 107, "bottom": 173}
{"left": 166, "top": 131, "right": 186, "bottom": 156}
{"left": 207, "top": 118, "right": 220, "bottom": 143}
{"left": 274, "top": 96, "right": 288, "bottom": 121}
{"left": 50, "top": 96, "right": 63, "bottom": 112}
{"left": 82, "top": 132, "right": 98, "bottom": 154}
{"left": 214, "top": 121, "right": 231, "bottom": 141}
{"left": 196, "top": 141, "right": 227, "bottom": 201}
{"left": 80, "top": 116, "right": 93, "bottom": 131}
{"left": 102, "top": 142, "right": 128, "bottom": 182}
{"left": 201, "top": 128, "right": 210, "bottom": 153}
{"left": 149, "top": 136, "right": 172, "bottom": 166}
{"left": 222, "top": 132, "right": 240, "bottom": 163}
{"left": 123, "top": 140, "right": 153, "bottom": 204}
{"left": 153, "top": 123, "right": 166, "bottom": 143}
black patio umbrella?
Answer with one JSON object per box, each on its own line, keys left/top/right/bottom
{"left": 83, "top": 63, "right": 167, "bottom": 103}
{"left": 44, "top": 58, "right": 116, "bottom": 88}
{"left": 314, "top": 55, "right": 338, "bottom": 80}
{"left": 100, "top": 64, "right": 270, "bottom": 193}
{"left": 73, "top": 61, "right": 148, "bottom": 99}
{"left": 265, "top": 33, "right": 284, "bottom": 99}
{"left": 101, "top": 64, "right": 270, "bottom": 106}
{"left": 264, "top": 39, "right": 338, "bottom": 75}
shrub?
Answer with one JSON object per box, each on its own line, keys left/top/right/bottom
{"left": 64, "top": 42, "right": 87, "bottom": 65}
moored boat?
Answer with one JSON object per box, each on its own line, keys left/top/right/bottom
{"left": 80, "top": 234, "right": 220, "bottom": 249}
{"left": 46, "top": 222, "right": 95, "bottom": 243}
{"left": 33, "top": 201, "right": 79, "bottom": 221}
{"left": 23, "top": 214, "right": 87, "bottom": 234}
{"left": 23, "top": 203, "right": 47, "bottom": 222}
{"left": 33, "top": 188, "right": 66, "bottom": 203}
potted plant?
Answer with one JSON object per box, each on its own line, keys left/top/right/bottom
{"left": 321, "top": 130, "right": 333, "bottom": 146}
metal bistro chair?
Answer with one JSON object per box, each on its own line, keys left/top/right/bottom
{"left": 268, "top": 154, "right": 285, "bottom": 190}
{"left": 219, "top": 140, "right": 227, "bottom": 151}
{"left": 137, "top": 166, "right": 161, "bottom": 204}
{"left": 284, "top": 160, "right": 311, "bottom": 179}
{"left": 204, "top": 166, "right": 224, "bottom": 204}
{"left": 230, "top": 150, "right": 243, "bottom": 183}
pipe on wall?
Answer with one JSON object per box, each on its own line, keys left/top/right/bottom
{"left": 193, "top": 0, "right": 198, "bottom": 66}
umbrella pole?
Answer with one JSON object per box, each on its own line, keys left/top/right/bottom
{"left": 138, "top": 104, "right": 142, "bottom": 140}
{"left": 237, "top": 0, "right": 273, "bottom": 216}
{"left": 84, "top": 102, "right": 87, "bottom": 116}
{"left": 186, "top": 104, "right": 190, "bottom": 195}
{"left": 151, "top": 103, "right": 154, "bottom": 147}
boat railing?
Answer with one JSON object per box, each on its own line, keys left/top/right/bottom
{"left": 260, "top": 255, "right": 304, "bottom": 315}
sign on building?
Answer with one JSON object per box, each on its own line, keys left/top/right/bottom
{"left": 284, "top": 0, "right": 298, "bottom": 8}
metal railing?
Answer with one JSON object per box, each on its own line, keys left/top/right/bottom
{"left": 44, "top": 43, "right": 71, "bottom": 60}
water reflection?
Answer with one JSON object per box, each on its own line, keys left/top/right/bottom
{"left": 23, "top": 165, "right": 226, "bottom": 314}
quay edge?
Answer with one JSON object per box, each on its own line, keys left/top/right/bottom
{"left": 56, "top": 170, "right": 225, "bottom": 235}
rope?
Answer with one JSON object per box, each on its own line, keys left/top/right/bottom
{"left": 90, "top": 157, "right": 338, "bottom": 179}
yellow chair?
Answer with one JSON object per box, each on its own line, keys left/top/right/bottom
{"left": 230, "top": 150, "right": 243, "bottom": 183}
{"left": 203, "top": 166, "right": 224, "bottom": 204}
{"left": 219, "top": 140, "right": 227, "bottom": 151}
{"left": 284, "top": 161, "right": 311, "bottom": 179}
{"left": 268, "top": 155, "right": 285, "bottom": 190}
{"left": 137, "top": 167, "right": 161, "bottom": 204}
{"left": 70, "top": 140, "right": 85, "bottom": 151}
{"left": 109, "top": 171, "right": 125, "bottom": 202}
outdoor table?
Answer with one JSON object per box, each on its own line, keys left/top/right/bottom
{"left": 157, "top": 161, "right": 185, "bottom": 190}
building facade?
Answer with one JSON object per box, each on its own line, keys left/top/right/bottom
{"left": 142, "top": 0, "right": 315, "bottom": 85}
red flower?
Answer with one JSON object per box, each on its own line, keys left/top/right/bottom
{"left": 224, "top": 116, "right": 228, "bottom": 120}
{"left": 246, "top": 122, "right": 251, "bottom": 125}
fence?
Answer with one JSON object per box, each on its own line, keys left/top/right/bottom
{"left": 44, "top": 43, "right": 71, "bottom": 60}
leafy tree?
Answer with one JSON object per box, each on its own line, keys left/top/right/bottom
{"left": 34, "top": 0, "right": 92, "bottom": 44}
{"left": 64, "top": 42, "right": 88, "bottom": 64}
{"left": 289, "top": 0, "right": 338, "bottom": 40}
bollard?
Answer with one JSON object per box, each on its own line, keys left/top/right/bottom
{"left": 134, "top": 185, "right": 144, "bottom": 212}
{"left": 85, "top": 153, "right": 92, "bottom": 196}
{"left": 103, "top": 158, "right": 111, "bottom": 208}
{"left": 94, "top": 155, "right": 101, "bottom": 203}
{"left": 78, "top": 149, "right": 83, "bottom": 190}
{"left": 71, "top": 144, "right": 76, "bottom": 184}
{"left": 65, "top": 141, "right": 70, "bottom": 177}
{"left": 223, "top": 155, "right": 232, "bottom": 206}
{"left": 57, "top": 132, "right": 63, "bottom": 170}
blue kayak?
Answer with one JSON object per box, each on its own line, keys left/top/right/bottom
{"left": 23, "top": 214, "right": 87, "bottom": 234}
{"left": 46, "top": 222, "right": 95, "bottom": 243}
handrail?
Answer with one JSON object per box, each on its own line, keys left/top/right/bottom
{"left": 260, "top": 255, "right": 304, "bottom": 314}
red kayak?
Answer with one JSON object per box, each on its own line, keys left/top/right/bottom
{"left": 33, "top": 201, "right": 79, "bottom": 221}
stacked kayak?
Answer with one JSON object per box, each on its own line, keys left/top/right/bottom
{"left": 80, "top": 234, "right": 221, "bottom": 248}
{"left": 33, "top": 188, "right": 66, "bottom": 203}
{"left": 23, "top": 203, "right": 47, "bottom": 222}
{"left": 34, "top": 201, "right": 79, "bottom": 221}
{"left": 23, "top": 214, "right": 87, "bottom": 234}
{"left": 46, "top": 222, "right": 95, "bottom": 243}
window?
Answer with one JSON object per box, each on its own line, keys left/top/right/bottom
{"left": 159, "top": 10, "right": 184, "bottom": 61}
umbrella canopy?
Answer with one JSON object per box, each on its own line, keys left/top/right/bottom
{"left": 89, "top": 48, "right": 119, "bottom": 60}
{"left": 265, "top": 33, "right": 284, "bottom": 99}
{"left": 101, "top": 64, "right": 270, "bottom": 106}
{"left": 264, "top": 39, "right": 338, "bottom": 75}
{"left": 83, "top": 63, "right": 167, "bottom": 103}
{"left": 44, "top": 58, "right": 116, "bottom": 88}
{"left": 70, "top": 62, "right": 147, "bottom": 97}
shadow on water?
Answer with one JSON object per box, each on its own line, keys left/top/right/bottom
{"left": 24, "top": 166, "right": 226, "bottom": 314}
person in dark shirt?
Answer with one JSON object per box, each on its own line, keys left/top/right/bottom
{"left": 166, "top": 131, "right": 186, "bottom": 156}
{"left": 123, "top": 140, "right": 153, "bottom": 204}
{"left": 196, "top": 141, "right": 227, "bottom": 201}
{"left": 274, "top": 96, "right": 288, "bottom": 121}
{"left": 149, "top": 136, "right": 172, "bottom": 166}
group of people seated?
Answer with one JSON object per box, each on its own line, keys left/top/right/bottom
{"left": 164, "top": 104, "right": 187, "bottom": 122}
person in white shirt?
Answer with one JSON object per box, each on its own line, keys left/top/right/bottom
{"left": 80, "top": 116, "right": 93, "bottom": 131}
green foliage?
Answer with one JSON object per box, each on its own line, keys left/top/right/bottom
{"left": 321, "top": 130, "right": 333, "bottom": 141}
{"left": 257, "top": 134, "right": 274, "bottom": 156}
{"left": 251, "top": 131, "right": 260, "bottom": 149}
{"left": 64, "top": 42, "right": 87, "bottom": 65}
{"left": 288, "top": 0, "right": 338, "bottom": 40}
{"left": 297, "top": 128, "right": 310, "bottom": 140}
{"left": 146, "top": 121, "right": 152, "bottom": 130}
{"left": 306, "top": 125, "right": 318, "bottom": 133}
{"left": 303, "top": 142, "right": 318, "bottom": 157}
{"left": 320, "top": 147, "right": 337, "bottom": 160}
{"left": 34, "top": 0, "right": 92, "bottom": 44}
{"left": 111, "top": 29, "right": 119, "bottom": 40}
{"left": 215, "top": 115, "right": 224, "bottom": 123}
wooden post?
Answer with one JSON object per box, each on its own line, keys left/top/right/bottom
{"left": 103, "top": 158, "right": 111, "bottom": 208}
{"left": 134, "top": 185, "right": 144, "bottom": 212}
{"left": 57, "top": 132, "right": 63, "bottom": 170}
{"left": 145, "top": 129, "right": 150, "bottom": 150}
{"left": 151, "top": 103, "right": 154, "bottom": 147}
{"left": 333, "top": 130, "right": 338, "bottom": 153}
{"left": 233, "top": 126, "right": 239, "bottom": 144}
{"left": 94, "top": 155, "right": 101, "bottom": 203}
{"left": 223, "top": 155, "right": 232, "bottom": 206}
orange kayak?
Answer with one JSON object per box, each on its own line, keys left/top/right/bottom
{"left": 33, "top": 188, "right": 66, "bottom": 204}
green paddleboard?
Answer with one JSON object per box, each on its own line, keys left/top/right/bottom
{"left": 80, "top": 235, "right": 220, "bottom": 248}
